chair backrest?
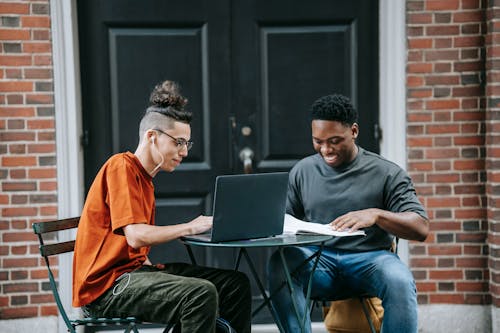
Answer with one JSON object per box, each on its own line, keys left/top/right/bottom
{"left": 32, "top": 217, "right": 80, "bottom": 332}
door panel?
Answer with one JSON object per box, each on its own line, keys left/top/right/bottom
{"left": 78, "top": 0, "right": 232, "bottom": 266}
{"left": 77, "top": 0, "right": 378, "bottom": 324}
{"left": 231, "top": 0, "right": 379, "bottom": 176}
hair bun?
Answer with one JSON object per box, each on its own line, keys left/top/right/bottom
{"left": 149, "top": 80, "right": 188, "bottom": 110}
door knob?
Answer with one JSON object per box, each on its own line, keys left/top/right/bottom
{"left": 239, "top": 147, "right": 254, "bottom": 174}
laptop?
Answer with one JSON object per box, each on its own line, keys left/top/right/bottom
{"left": 182, "top": 172, "right": 289, "bottom": 243}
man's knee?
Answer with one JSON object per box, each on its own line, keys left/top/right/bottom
{"left": 188, "top": 279, "right": 218, "bottom": 308}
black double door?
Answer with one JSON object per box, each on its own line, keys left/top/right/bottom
{"left": 77, "top": 0, "right": 379, "bottom": 323}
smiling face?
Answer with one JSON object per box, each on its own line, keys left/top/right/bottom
{"left": 311, "top": 119, "right": 358, "bottom": 168}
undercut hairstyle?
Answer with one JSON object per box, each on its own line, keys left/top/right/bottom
{"left": 310, "top": 94, "right": 358, "bottom": 126}
{"left": 139, "top": 80, "right": 193, "bottom": 139}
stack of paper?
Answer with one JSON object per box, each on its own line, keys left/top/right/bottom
{"left": 283, "top": 214, "right": 365, "bottom": 237}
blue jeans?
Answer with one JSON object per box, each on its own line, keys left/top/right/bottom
{"left": 268, "top": 246, "right": 417, "bottom": 333}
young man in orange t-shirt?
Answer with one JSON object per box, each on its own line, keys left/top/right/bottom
{"left": 73, "top": 81, "right": 251, "bottom": 333}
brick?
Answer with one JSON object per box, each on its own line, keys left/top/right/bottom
{"left": 457, "top": 257, "right": 487, "bottom": 268}
{"left": 427, "top": 173, "right": 460, "bottom": 183}
{"left": 10, "top": 245, "right": 28, "bottom": 255}
{"left": 455, "top": 208, "right": 486, "bottom": 220}
{"left": 454, "top": 159, "right": 485, "bottom": 170}
{"left": 453, "top": 136, "right": 484, "bottom": 146}
{"left": 1, "top": 156, "right": 37, "bottom": 167}
{"left": 434, "top": 37, "right": 453, "bottom": 48}
{"left": 23, "top": 43, "right": 52, "bottom": 54}
{"left": 0, "top": 3, "right": 30, "bottom": 14}
{"left": 0, "top": 54, "right": 32, "bottom": 66}
{"left": 455, "top": 36, "right": 484, "bottom": 48}
{"left": 426, "top": 0, "right": 460, "bottom": 11}
{"left": 408, "top": 137, "right": 433, "bottom": 147}
{"left": 453, "top": 11, "right": 484, "bottom": 23}
{"left": 435, "top": 136, "right": 452, "bottom": 146}
{"left": 425, "top": 50, "right": 460, "bottom": 61}
{"left": 438, "top": 258, "right": 454, "bottom": 267}
{"left": 26, "top": 143, "right": 55, "bottom": 154}
{"left": 454, "top": 61, "right": 483, "bottom": 71}
{"left": 408, "top": 13, "right": 433, "bottom": 24}
{"left": 27, "top": 119, "right": 54, "bottom": 129}
{"left": 1, "top": 207, "right": 38, "bottom": 217}
{"left": 21, "top": 16, "right": 50, "bottom": 28}
{"left": 428, "top": 245, "right": 462, "bottom": 255}
{"left": 461, "top": 23, "right": 481, "bottom": 35}
{"left": 434, "top": 62, "right": 452, "bottom": 72}
{"left": 429, "top": 270, "right": 464, "bottom": 279}
{"left": 9, "top": 169, "right": 26, "bottom": 179}
{"left": 426, "top": 25, "right": 460, "bottom": 36}
{"left": 40, "top": 305, "right": 58, "bottom": 316}
{"left": 454, "top": 111, "right": 484, "bottom": 121}
{"left": 10, "top": 269, "right": 28, "bottom": 279}
{"left": 438, "top": 282, "right": 455, "bottom": 291}
{"left": 407, "top": 63, "right": 433, "bottom": 73}
{"left": 30, "top": 294, "right": 54, "bottom": 304}
{"left": 409, "top": 88, "right": 433, "bottom": 98}
{"left": 453, "top": 86, "right": 483, "bottom": 97}
{"left": 425, "top": 148, "right": 460, "bottom": 159}
{"left": 427, "top": 197, "right": 461, "bottom": 208}
{"left": 408, "top": 113, "right": 432, "bottom": 122}
{"left": 24, "top": 68, "right": 52, "bottom": 79}
{"left": 26, "top": 94, "right": 53, "bottom": 104}
{"left": 39, "top": 181, "right": 57, "bottom": 191}
{"left": 411, "top": 258, "right": 437, "bottom": 267}
{"left": 9, "top": 143, "right": 27, "bottom": 154}
{"left": 0, "top": 306, "right": 38, "bottom": 319}
{"left": 29, "top": 194, "right": 57, "bottom": 203}
{"left": 407, "top": 76, "right": 424, "bottom": 87}
{"left": 34, "top": 55, "right": 52, "bottom": 66}
{"left": 426, "top": 124, "right": 460, "bottom": 134}
{"left": 435, "top": 13, "right": 452, "bottom": 23}
{"left": 0, "top": 132, "right": 35, "bottom": 142}
{"left": 5, "top": 68, "right": 22, "bottom": 79}
{"left": 461, "top": 0, "right": 480, "bottom": 9}
{"left": 408, "top": 161, "right": 433, "bottom": 171}
{"left": 425, "top": 75, "right": 460, "bottom": 85}
{"left": 30, "top": 269, "right": 48, "bottom": 280}
{"left": 408, "top": 38, "right": 433, "bottom": 49}
{"left": 11, "top": 296, "right": 28, "bottom": 306}
{"left": 0, "top": 81, "right": 33, "bottom": 92}
{"left": 40, "top": 206, "right": 58, "bottom": 216}
{"left": 417, "top": 282, "right": 437, "bottom": 292}
{"left": 3, "top": 281, "right": 38, "bottom": 293}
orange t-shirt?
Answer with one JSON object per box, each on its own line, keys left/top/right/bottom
{"left": 72, "top": 152, "right": 155, "bottom": 307}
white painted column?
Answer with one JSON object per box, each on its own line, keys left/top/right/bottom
{"left": 50, "top": 0, "right": 84, "bottom": 332}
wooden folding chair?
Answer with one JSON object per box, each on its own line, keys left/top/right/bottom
{"left": 32, "top": 217, "right": 172, "bottom": 333}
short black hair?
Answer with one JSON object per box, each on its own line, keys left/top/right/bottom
{"left": 310, "top": 94, "right": 358, "bottom": 126}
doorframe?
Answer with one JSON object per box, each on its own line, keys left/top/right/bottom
{"left": 51, "top": 0, "right": 406, "bottom": 331}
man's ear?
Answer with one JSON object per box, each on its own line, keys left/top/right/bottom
{"left": 145, "top": 129, "right": 156, "bottom": 143}
{"left": 351, "top": 123, "right": 359, "bottom": 139}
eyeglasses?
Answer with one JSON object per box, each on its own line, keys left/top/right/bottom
{"left": 153, "top": 128, "right": 193, "bottom": 151}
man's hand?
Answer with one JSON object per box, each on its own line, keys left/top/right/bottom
{"left": 330, "top": 209, "right": 429, "bottom": 241}
{"left": 186, "top": 215, "right": 213, "bottom": 235}
{"left": 330, "top": 208, "right": 380, "bottom": 232}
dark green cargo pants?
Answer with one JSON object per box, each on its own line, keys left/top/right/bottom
{"left": 83, "top": 263, "right": 251, "bottom": 333}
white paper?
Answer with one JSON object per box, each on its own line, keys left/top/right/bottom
{"left": 283, "top": 214, "right": 365, "bottom": 237}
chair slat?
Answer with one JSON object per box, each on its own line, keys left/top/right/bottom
{"left": 32, "top": 217, "right": 79, "bottom": 234}
{"left": 40, "top": 240, "right": 75, "bottom": 256}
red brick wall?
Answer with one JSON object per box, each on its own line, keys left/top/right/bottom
{"left": 406, "top": 0, "right": 492, "bottom": 305}
{"left": 0, "top": 0, "right": 496, "bottom": 323}
{"left": 486, "top": 2, "right": 500, "bottom": 307}
{"left": 0, "top": 0, "right": 58, "bottom": 319}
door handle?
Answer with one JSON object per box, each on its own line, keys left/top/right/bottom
{"left": 239, "top": 147, "right": 254, "bottom": 174}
